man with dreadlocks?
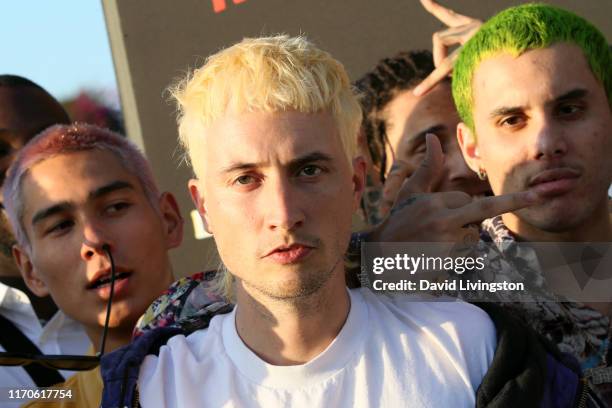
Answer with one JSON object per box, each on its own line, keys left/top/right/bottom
{"left": 355, "top": 49, "right": 491, "bottom": 226}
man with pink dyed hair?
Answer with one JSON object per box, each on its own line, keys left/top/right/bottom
{"left": 0, "top": 76, "right": 92, "bottom": 406}
{"left": 2, "top": 123, "right": 184, "bottom": 407}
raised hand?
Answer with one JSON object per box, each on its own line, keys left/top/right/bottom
{"left": 370, "top": 134, "right": 540, "bottom": 243}
{"left": 413, "top": 0, "right": 482, "bottom": 96}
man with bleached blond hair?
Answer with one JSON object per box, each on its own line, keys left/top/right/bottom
{"left": 100, "top": 35, "right": 594, "bottom": 408}
{"left": 102, "top": 34, "right": 496, "bottom": 407}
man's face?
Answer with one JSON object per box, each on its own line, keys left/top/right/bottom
{"left": 383, "top": 82, "right": 490, "bottom": 196}
{"left": 189, "top": 111, "right": 364, "bottom": 300}
{"left": 462, "top": 42, "right": 612, "bottom": 232}
{"left": 16, "top": 149, "right": 180, "bottom": 331}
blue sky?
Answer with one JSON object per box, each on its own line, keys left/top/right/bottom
{"left": 1, "top": 1, "right": 118, "bottom": 102}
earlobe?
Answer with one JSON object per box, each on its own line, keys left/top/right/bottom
{"left": 158, "top": 192, "right": 184, "bottom": 249}
{"left": 188, "top": 179, "right": 212, "bottom": 234}
{"left": 12, "top": 245, "right": 49, "bottom": 298}
{"left": 457, "top": 123, "right": 481, "bottom": 174}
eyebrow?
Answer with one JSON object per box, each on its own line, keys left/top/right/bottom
{"left": 554, "top": 88, "right": 588, "bottom": 103}
{"left": 220, "top": 151, "right": 334, "bottom": 175}
{"left": 409, "top": 124, "right": 447, "bottom": 144}
{"left": 88, "top": 180, "right": 135, "bottom": 200}
{"left": 31, "top": 202, "right": 73, "bottom": 227}
{"left": 31, "top": 180, "right": 135, "bottom": 226}
{"left": 489, "top": 88, "right": 590, "bottom": 119}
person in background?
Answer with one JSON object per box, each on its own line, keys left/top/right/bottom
{"left": 385, "top": 3, "right": 611, "bottom": 403}
{"left": 0, "top": 76, "right": 90, "bottom": 405}
{"left": 452, "top": 4, "right": 612, "bottom": 402}
{"left": 355, "top": 49, "right": 490, "bottom": 226}
{"left": 2, "top": 123, "right": 184, "bottom": 407}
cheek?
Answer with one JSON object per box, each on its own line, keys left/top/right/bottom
{"left": 209, "top": 193, "right": 252, "bottom": 227}
{"left": 33, "top": 250, "right": 81, "bottom": 301}
{"left": 580, "top": 125, "right": 612, "bottom": 183}
{"left": 478, "top": 138, "right": 525, "bottom": 193}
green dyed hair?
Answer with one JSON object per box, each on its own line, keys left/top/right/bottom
{"left": 452, "top": 3, "right": 611, "bottom": 132}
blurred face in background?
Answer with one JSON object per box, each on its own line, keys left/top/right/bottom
{"left": 382, "top": 81, "right": 491, "bottom": 197}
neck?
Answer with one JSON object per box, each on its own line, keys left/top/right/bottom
{"left": 502, "top": 198, "right": 612, "bottom": 242}
{"left": 234, "top": 268, "right": 350, "bottom": 366}
{"left": 86, "top": 325, "right": 133, "bottom": 356}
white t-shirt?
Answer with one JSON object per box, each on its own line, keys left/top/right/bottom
{"left": 0, "top": 282, "right": 90, "bottom": 408}
{"left": 139, "top": 288, "right": 496, "bottom": 408}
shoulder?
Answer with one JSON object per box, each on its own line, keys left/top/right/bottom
{"left": 361, "top": 288, "right": 493, "bottom": 326}
{"left": 359, "top": 288, "right": 496, "bottom": 349}
{"left": 139, "top": 311, "right": 228, "bottom": 377}
{"left": 133, "top": 271, "right": 224, "bottom": 338}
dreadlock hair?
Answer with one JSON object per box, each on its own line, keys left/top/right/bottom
{"left": 354, "top": 50, "right": 439, "bottom": 182}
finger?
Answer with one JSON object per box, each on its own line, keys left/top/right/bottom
{"left": 451, "top": 190, "right": 541, "bottom": 226}
{"left": 432, "top": 30, "right": 448, "bottom": 67}
{"left": 381, "top": 160, "right": 415, "bottom": 213}
{"left": 432, "top": 27, "right": 464, "bottom": 67}
{"left": 419, "top": 0, "right": 474, "bottom": 27}
{"left": 437, "top": 191, "right": 472, "bottom": 210}
{"left": 398, "top": 133, "right": 445, "bottom": 196}
{"left": 413, "top": 48, "right": 459, "bottom": 96}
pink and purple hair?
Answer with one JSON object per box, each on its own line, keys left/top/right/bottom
{"left": 3, "top": 123, "right": 161, "bottom": 250}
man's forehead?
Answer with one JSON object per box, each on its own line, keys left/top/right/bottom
{"left": 472, "top": 43, "right": 596, "bottom": 112}
{"left": 21, "top": 151, "right": 138, "bottom": 209}
{"left": 196, "top": 110, "right": 342, "bottom": 172}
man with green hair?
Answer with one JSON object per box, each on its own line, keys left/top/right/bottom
{"left": 451, "top": 3, "right": 612, "bottom": 403}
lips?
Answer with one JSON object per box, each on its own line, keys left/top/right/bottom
{"left": 528, "top": 167, "right": 580, "bottom": 196}
{"left": 86, "top": 267, "right": 132, "bottom": 290}
{"left": 529, "top": 168, "right": 580, "bottom": 186}
{"left": 264, "top": 243, "right": 314, "bottom": 265}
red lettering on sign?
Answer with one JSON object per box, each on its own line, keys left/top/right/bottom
{"left": 212, "top": 0, "right": 248, "bottom": 14}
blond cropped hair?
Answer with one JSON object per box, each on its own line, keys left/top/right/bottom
{"left": 170, "top": 35, "right": 362, "bottom": 300}
{"left": 170, "top": 35, "right": 362, "bottom": 178}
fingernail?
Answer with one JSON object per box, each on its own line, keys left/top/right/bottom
{"left": 413, "top": 85, "right": 423, "bottom": 96}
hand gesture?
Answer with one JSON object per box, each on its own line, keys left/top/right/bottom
{"left": 413, "top": 0, "right": 482, "bottom": 96}
{"left": 371, "top": 134, "right": 540, "bottom": 243}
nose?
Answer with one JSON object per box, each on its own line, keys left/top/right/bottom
{"left": 531, "top": 115, "right": 568, "bottom": 160}
{"left": 264, "top": 176, "right": 305, "bottom": 232}
{"left": 80, "top": 220, "right": 112, "bottom": 261}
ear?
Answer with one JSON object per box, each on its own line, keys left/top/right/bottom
{"left": 158, "top": 192, "right": 184, "bottom": 249}
{"left": 188, "top": 179, "right": 212, "bottom": 234}
{"left": 457, "top": 122, "right": 481, "bottom": 174}
{"left": 351, "top": 156, "right": 367, "bottom": 211}
{"left": 12, "top": 245, "right": 49, "bottom": 297}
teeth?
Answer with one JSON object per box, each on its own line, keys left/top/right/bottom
{"left": 91, "top": 272, "right": 129, "bottom": 289}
